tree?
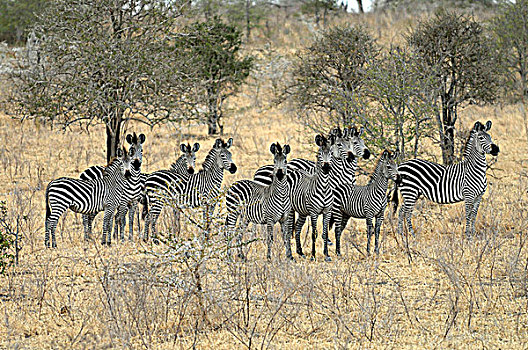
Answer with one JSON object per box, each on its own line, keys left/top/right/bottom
{"left": 492, "top": 0, "right": 528, "bottom": 101}
{"left": 407, "top": 10, "right": 502, "bottom": 165}
{"left": 11, "top": 0, "right": 189, "bottom": 162}
{"left": 176, "top": 17, "right": 253, "bottom": 135}
{"left": 300, "top": 0, "right": 340, "bottom": 27}
{"left": 0, "top": 0, "right": 48, "bottom": 45}
{"left": 289, "top": 25, "right": 378, "bottom": 133}
{"left": 368, "top": 46, "right": 436, "bottom": 158}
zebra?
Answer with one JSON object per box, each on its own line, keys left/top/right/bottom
{"left": 392, "top": 120, "right": 500, "bottom": 238}
{"left": 140, "top": 142, "right": 200, "bottom": 240}
{"left": 253, "top": 126, "right": 370, "bottom": 186}
{"left": 144, "top": 138, "right": 236, "bottom": 239}
{"left": 79, "top": 133, "right": 146, "bottom": 241}
{"left": 45, "top": 146, "right": 134, "bottom": 248}
{"left": 288, "top": 134, "right": 338, "bottom": 261}
{"left": 333, "top": 150, "right": 400, "bottom": 256}
{"left": 225, "top": 142, "right": 292, "bottom": 260}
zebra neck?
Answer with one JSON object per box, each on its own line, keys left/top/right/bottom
{"left": 170, "top": 155, "right": 187, "bottom": 174}
{"left": 331, "top": 157, "right": 357, "bottom": 182}
{"left": 271, "top": 176, "right": 289, "bottom": 196}
{"left": 201, "top": 148, "right": 219, "bottom": 172}
{"left": 463, "top": 144, "right": 488, "bottom": 174}
{"left": 102, "top": 160, "right": 124, "bottom": 186}
{"left": 367, "top": 159, "right": 388, "bottom": 188}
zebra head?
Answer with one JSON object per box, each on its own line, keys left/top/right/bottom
{"left": 214, "top": 138, "right": 237, "bottom": 174}
{"left": 120, "top": 146, "right": 134, "bottom": 181}
{"left": 473, "top": 121, "right": 500, "bottom": 156}
{"left": 380, "top": 150, "right": 401, "bottom": 184}
{"left": 315, "top": 134, "right": 334, "bottom": 174}
{"left": 270, "top": 142, "right": 290, "bottom": 181}
{"left": 179, "top": 142, "right": 200, "bottom": 174}
{"left": 125, "top": 132, "right": 146, "bottom": 171}
{"left": 348, "top": 126, "right": 371, "bottom": 161}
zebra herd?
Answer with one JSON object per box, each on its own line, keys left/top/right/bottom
{"left": 44, "top": 121, "right": 499, "bottom": 261}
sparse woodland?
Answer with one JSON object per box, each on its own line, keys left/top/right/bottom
{"left": 0, "top": 0, "right": 528, "bottom": 348}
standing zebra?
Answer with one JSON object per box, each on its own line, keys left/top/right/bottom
{"left": 333, "top": 150, "right": 400, "bottom": 256}
{"left": 225, "top": 142, "right": 293, "bottom": 260}
{"left": 288, "top": 134, "right": 337, "bottom": 261}
{"left": 45, "top": 147, "right": 133, "bottom": 248}
{"left": 141, "top": 142, "right": 200, "bottom": 240}
{"left": 79, "top": 133, "right": 146, "bottom": 242}
{"left": 393, "top": 120, "right": 500, "bottom": 238}
{"left": 144, "top": 138, "right": 236, "bottom": 239}
{"left": 253, "top": 126, "right": 370, "bottom": 186}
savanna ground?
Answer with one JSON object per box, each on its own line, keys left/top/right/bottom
{"left": 1, "top": 7, "right": 528, "bottom": 349}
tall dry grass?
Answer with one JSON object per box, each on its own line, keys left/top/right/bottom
{"left": 1, "top": 6, "right": 527, "bottom": 349}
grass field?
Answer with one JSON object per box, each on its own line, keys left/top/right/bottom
{"left": 1, "top": 7, "right": 528, "bottom": 349}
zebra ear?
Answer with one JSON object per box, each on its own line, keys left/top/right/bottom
{"left": 315, "top": 134, "right": 323, "bottom": 146}
{"left": 180, "top": 144, "right": 186, "bottom": 153}
{"left": 358, "top": 127, "right": 365, "bottom": 137}
{"left": 214, "top": 139, "right": 222, "bottom": 148}
{"left": 126, "top": 134, "right": 133, "bottom": 144}
{"left": 128, "top": 146, "right": 135, "bottom": 156}
{"left": 226, "top": 138, "right": 233, "bottom": 148}
{"left": 117, "top": 148, "right": 124, "bottom": 157}
{"left": 328, "top": 134, "right": 336, "bottom": 145}
{"left": 139, "top": 133, "right": 146, "bottom": 144}
{"left": 341, "top": 127, "right": 348, "bottom": 138}
{"left": 284, "top": 144, "right": 291, "bottom": 155}
{"left": 392, "top": 150, "right": 400, "bottom": 159}
{"left": 382, "top": 149, "right": 389, "bottom": 158}
{"left": 192, "top": 143, "right": 200, "bottom": 153}
{"left": 485, "top": 120, "right": 492, "bottom": 131}
{"left": 473, "top": 121, "right": 483, "bottom": 131}
{"left": 270, "top": 143, "right": 277, "bottom": 154}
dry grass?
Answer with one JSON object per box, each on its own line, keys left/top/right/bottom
{"left": 1, "top": 7, "right": 528, "bottom": 349}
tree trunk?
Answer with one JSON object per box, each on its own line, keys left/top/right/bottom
{"left": 441, "top": 102, "right": 456, "bottom": 165}
{"left": 106, "top": 112, "right": 122, "bottom": 163}
{"left": 245, "top": 0, "right": 251, "bottom": 41}
{"left": 357, "top": 0, "right": 364, "bottom": 13}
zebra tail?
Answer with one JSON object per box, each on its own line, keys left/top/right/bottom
{"left": 391, "top": 183, "right": 399, "bottom": 214}
{"left": 45, "top": 184, "right": 51, "bottom": 221}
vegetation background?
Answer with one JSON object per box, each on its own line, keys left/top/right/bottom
{"left": 0, "top": 0, "right": 527, "bottom": 348}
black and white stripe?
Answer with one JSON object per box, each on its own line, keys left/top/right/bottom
{"left": 288, "top": 134, "right": 336, "bottom": 261}
{"left": 225, "top": 143, "right": 292, "bottom": 260}
{"left": 142, "top": 143, "right": 200, "bottom": 240}
{"left": 334, "top": 150, "right": 400, "bottom": 255}
{"left": 393, "top": 120, "right": 500, "bottom": 237}
{"left": 79, "top": 133, "right": 146, "bottom": 242}
{"left": 144, "top": 138, "right": 236, "bottom": 239}
{"left": 45, "top": 147, "right": 133, "bottom": 247}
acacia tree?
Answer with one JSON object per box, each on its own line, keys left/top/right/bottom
{"left": 289, "top": 25, "right": 378, "bottom": 133}
{"left": 176, "top": 17, "right": 253, "bottom": 135}
{"left": 12, "top": 0, "right": 190, "bottom": 162}
{"left": 492, "top": 0, "right": 528, "bottom": 100}
{"left": 408, "top": 10, "right": 502, "bottom": 165}
{"left": 368, "top": 46, "right": 436, "bottom": 158}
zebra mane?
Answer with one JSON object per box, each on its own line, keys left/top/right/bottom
{"left": 170, "top": 154, "right": 186, "bottom": 171}
{"left": 462, "top": 130, "right": 477, "bottom": 159}
{"left": 103, "top": 157, "right": 121, "bottom": 176}
{"left": 367, "top": 152, "right": 386, "bottom": 186}
{"left": 200, "top": 146, "right": 219, "bottom": 172}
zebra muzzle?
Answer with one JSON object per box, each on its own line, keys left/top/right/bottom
{"left": 322, "top": 163, "right": 331, "bottom": 174}
{"left": 229, "top": 164, "right": 238, "bottom": 174}
{"left": 346, "top": 152, "right": 355, "bottom": 163}
{"left": 395, "top": 174, "right": 403, "bottom": 185}
{"left": 276, "top": 169, "right": 285, "bottom": 180}
{"left": 363, "top": 149, "right": 371, "bottom": 160}
{"left": 124, "top": 170, "right": 132, "bottom": 180}
{"left": 490, "top": 144, "right": 500, "bottom": 156}
{"left": 132, "top": 159, "right": 141, "bottom": 171}
{"left": 187, "top": 167, "right": 195, "bottom": 174}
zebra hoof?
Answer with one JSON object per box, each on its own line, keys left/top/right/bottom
{"left": 309, "top": 256, "right": 315, "bottom": 262}
{"left": 327, "top": 240, "right": 334, "bottom": 246}
{"left": 297, "top": 252, "right": 306, "bottom": 259}
{"left": 324, "top": 256, "right": 332, "bottom": 262}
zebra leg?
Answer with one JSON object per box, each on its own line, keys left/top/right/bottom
{"left": 45, "top": 204, "right": 67, "bottom": 248}
{"left": 366, "top": 217, "right": 373, "bottom": 255}
{"left": 145, "top": 201, "right": 163, "bottom": 242}
{"left": 281, "top": 214, "right": 294, "bottom": 261}
{"left": 470, "top": 195, "right": 483, "bottom": 236}
{"left": 399, "top": 196, "right": 417, "bottom": 238}
{"left": 266, "top": 221, "right": 274, "bottom": 261}
{"left": 224, "top": 211, "right": 239, "bottom": 259}
{"left": 464, "top": 195, "right": 482, "bottom": 238}
{"left": 310, "top": 215, "right": 318, "bottom": 260}
{"left": 334, "top": 212, "right": 349, "bottom": 257}
{"left": 102, "top": 206, "right": 116, "bottom": 246}
{"left": 82, "top": 213, "right": 96, "bottom": 241}
{"left": 294, "top": 212, "right": 307, "bottom": 257}
{"left": 322, "top": 211, "right": 331, "bottom": 262}
{"left": 113, "top": 204, "right": 127, "bottom": 242}
{"left": 171, "top": 207, "right": 181, "bottom": 237}
{"left": 128, "top": 201, "right": 137, "bottom": 241}
{"left": 374, "top": 215, "right": 384, "bottom": 254}
{"left": 238, "top": 217, "right": 249, "bottom": 261}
